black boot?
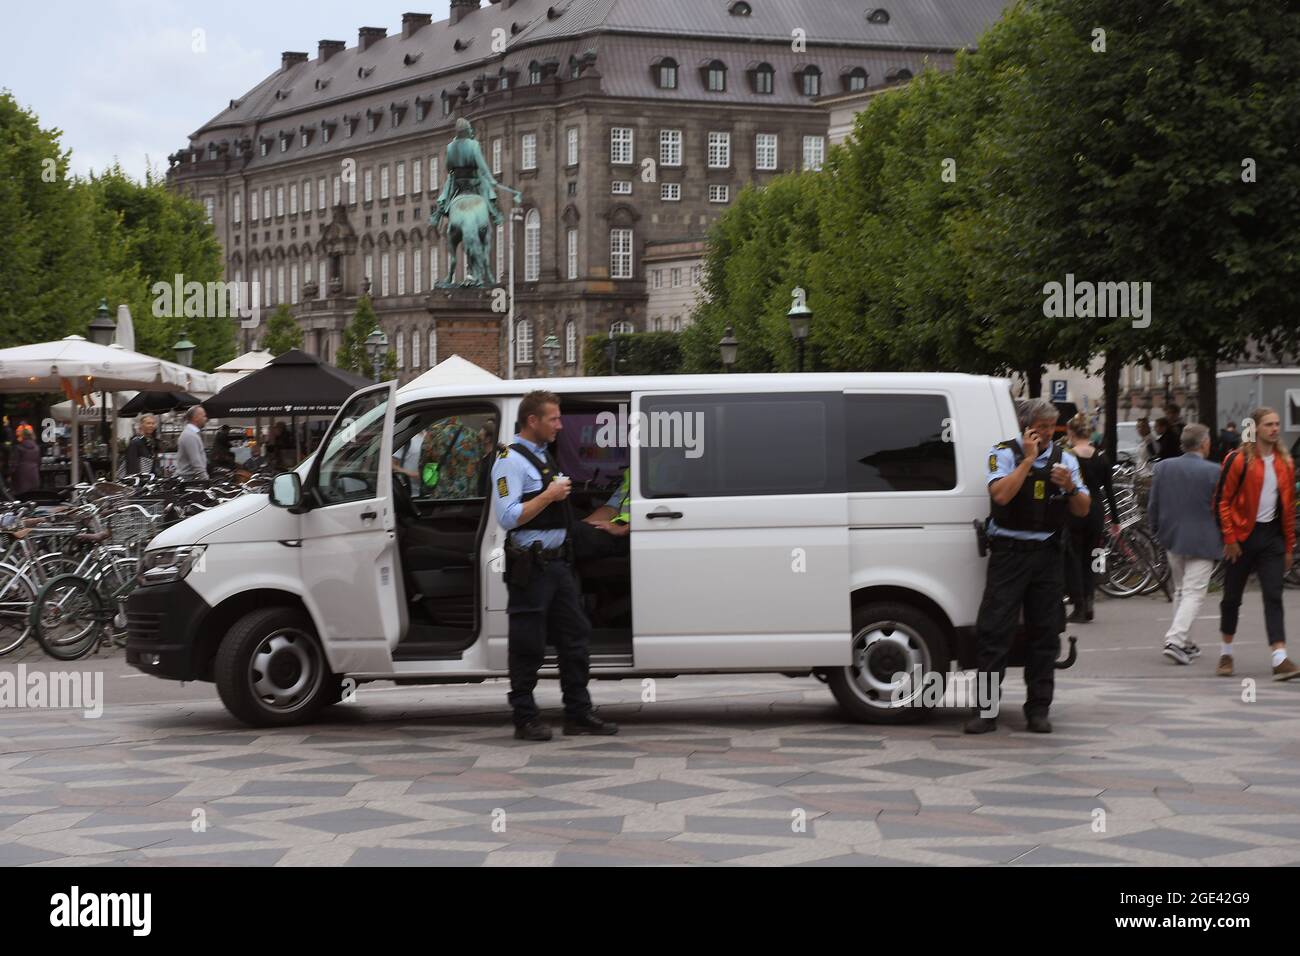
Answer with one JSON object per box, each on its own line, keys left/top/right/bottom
{"left": 563, "top": 711, "right": 619, "bottom": 736}
{"left": 963, "top": 716, "right": 998, "bottom": 734}
{"left": 514, "top": 719, "right": 553, "bottom": 742}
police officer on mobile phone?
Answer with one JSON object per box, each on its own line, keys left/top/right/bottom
{"left": 490, "top": 390, "right": 619, "bottom": 741}
{"left": 968, "top": 397, "right": 1091, "bottom": 736}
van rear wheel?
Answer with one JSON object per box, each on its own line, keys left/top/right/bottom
{"left": 827, "top": 602, "right": 950, "bottom": 724}
{"left": 215, "top": 607, "right": 334, "bottom": 727}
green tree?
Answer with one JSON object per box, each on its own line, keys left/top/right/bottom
{"left": 582, "top": 332, "right": 682, "bottom": 376}
{"left": 263, "top": 304, "right": 303, "bottom": 355}
{"left": 335, "top": 295, "right": 395, "bottom": 380}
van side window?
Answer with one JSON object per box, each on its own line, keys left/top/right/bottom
{"left": 845, "top": 394, "right": 956, "bottom": 492}
{"left": 641, "top": 393, "right": 844, "bottom": 497}
{"left": 393, "top": 410, "right": 498, "bottom": 500}
{"left": 314, "top": 388, "right": 389, "bottom": 505}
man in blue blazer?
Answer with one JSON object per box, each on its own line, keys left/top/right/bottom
{"left": 1148, "top": 423, "right": 1223, "bottom": 664}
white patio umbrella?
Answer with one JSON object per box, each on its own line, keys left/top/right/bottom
{"left": 0, "top": 335, "right": 218, "bottom": 487}
{"left": 400, "top": 354, "right": 501, "bottom": 393}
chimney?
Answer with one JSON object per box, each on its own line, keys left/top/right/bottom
{"left": 402, "top": 12, "right": 433, "bottom": 38}
{"left": 281, "top": 51, "right": 308, "bottom": 71}
{"left": 318, "top": 39, "right": 345, "bottom": 62}
{"left": 358, "top": 26, "right": 388, "bottom": 52}
{"left": 449, "top": 0, "right": 482, "bottom": 26}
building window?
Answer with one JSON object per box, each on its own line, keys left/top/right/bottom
{"left": 691, "top": 264, "right": 702, "bottom": 286}
{"left": 415, "top": 101, "right": 426, "bottom": 123}
{"left": 802, "top": 135, "right": 825, "bottom": 171}
{"left": 412, "top": 158, "right": 421, "bottom": 194}
{"left": 652, "top": 269, "right": 663, "bottom": 290}
{"left": 413, "top": 247, "right": 422, "bottom": 294}
{"left": 565, "top": 321, "right": 577, "bottom": 363}
{"left": 611, "top": 320, "right": 634, "bottom": 335}
{"left": 380, "top": 165, "right": 390, "bottom": 200}
{"left": 611, "top": 180, "right": 632, "bottom": 195}
{"left": 671, "top": 267, "right": 682, "bottom": 288}
{"left": 367, "top": 113, "right": 379, "bottom": 133}
{"left": 516, "top": 320, "right": 533, "bottom": 364}
{"left": 411, "top": 329, "right": 421, "bottom": 370}
{"left": 847, "top": 68, "right": 868, "bottom": 92}
{"left": 493, "top": 137, "right": 503, "bottom": 174}
{"left": 800, "top": 66, "right": 822, "bottom": 97}
{"left": 706, "top": 60, "right": 727, "bottom": 92}
{"left": 259, "top": 140, "right": 269, "bottom": 157}
{"left": 657, "top": 58, "right": 678, "bottom": 89}
{"left": 672, "top": 316, "right": 682, "bottom": 332}
{"left": 232, "top": 192, "right": 242, "bottom": 224}
{"left": 610, "top": 228, "right": 633, "bottom": 279}
{"left": 652, "top": 316, "right": 662, "bottom": 332}
{"left": 431, "top": 245, "right": 439, "bottom": 285}
{"left": 290, "top": 262, "right": 299, "bottom": 304}
{"left": 529, "top": 63, "right": 543, "bottom": 84}
{"left": 429, "top": 157, "right": 439, "bottom": 193}
{"left": 203, "top": 196, "right": 215, "bottom": 223}
{"left": 610, "top": 127, "right": 634, "bottom": 165}
{"left": 567, "top": 228, "right": 578, "bottom": 279}
{"left": 428, "top": 326, "right": 436, "bottom": 367}
{"left": 363, "top": 168, "right": 373, "bottom": 203}
{"left": 396, "top": 161, "right": 405, "bottom": 197}
{"left": 660, "top": 129, "right": 682, "bottom": 167}
{"left": 262, "top": 188, "right": 271, "bottom": 221}
{"left": 318, "top": 257, "right": 326, "bottom": 298}
{"left": 318, "top": 177, "right": 326, "bottom": 210}
{"left": 753, "top": 63, "right": 774, "bottom": 94}
{"left": 708, "top": 132, "right": 731, "bottom": 168}
{"left": 396, "top": 251, "right": 406, "bottom": 295}
{"left": 395, "top": 329, "right": 404, "bottom": 369}
{"left": 381, "top": 253, "right": 390, "bottom": 296}
{"left": 709, "top": 184, "right": 730, "bottom": 203}
{"left": 756, "top": 133, "right": 778, "bottom": 171}
{"left": 496, "top": 224, "right": 504, "bottom": 281}
{"left": 521, "top": 133, "right": 537, "bottom": 170}
{"left": 566, "top": 127, "right": 579, "bottom": 166}
{"left": 276, "top": 265, "right": 285, "bottom": 304}
{"left": 289, "top": 183, "right": 298, "bottom": 215}
{"left": 262, "top": 267, "right": 270, "bottom": 306}
{"left": 332, "top": 175, "right": 342, "bottom": 206}
{"left": 364, "top": 254, "right": 373, "bottom": 288}
{"left": 524, "top": 209, "right": 540, "bottom": 282}
{"left": 661, "top": 182, "right": 681, "bottom": 201}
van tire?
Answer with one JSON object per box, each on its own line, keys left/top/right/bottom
{"left": 827, "top": 602, "right": 950, "bottom": 725}
{"left": 215, "top": 607, "right": 333, "bottom": 727}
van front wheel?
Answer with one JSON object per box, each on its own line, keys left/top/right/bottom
{"left": 827, "top": 602, "right": 950, "bottom": 725}
{"left": 215, "top": 607, "right": 334, "bottom": 727}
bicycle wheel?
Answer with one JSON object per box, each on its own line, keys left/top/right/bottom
{"left": 31, "top": 574, "right": 104, "bottom": 661}
{"left": 1099, "top": 529, "right": 1153, "bottom": 598}
{"left": 1129, "top": 526, "right": 1170, "bottom": 596}
{"left": 0, "top": 563, "right": 36, "bottom": 656}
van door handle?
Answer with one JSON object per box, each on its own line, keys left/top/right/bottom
{"left": 361, "top": 510, "right": 378, "bottom": 521}
{"left": 646, "top": 511, "right": 682, "bottom": 520}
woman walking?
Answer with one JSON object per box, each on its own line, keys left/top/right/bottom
{"left": 8, "top": 424, "right": 41, "bottom": 499}
{"left": 1064, "top": 414, "right": 1119, "bottom": 622}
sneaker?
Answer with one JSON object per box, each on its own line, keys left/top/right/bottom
{"left": 1215, "top": 655, "right": 1234, "bottom": 677}
{"left": 1184, "top": 641, "right": 1202, "bottom": 660}
{"left": 1272, "top": 659, "right": 1300, "bottom": 682}
{"left": 1163, "top": 642, "right": 1191, "bottom": 665}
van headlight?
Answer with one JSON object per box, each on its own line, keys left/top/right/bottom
{"left": 139, "top": 546, "right": 207, "bottom": 586}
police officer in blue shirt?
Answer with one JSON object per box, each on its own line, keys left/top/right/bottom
{"left": 491, "top": 390, "right": 618, "bottom": 741}
{"left": 967, "top": 398, "right": 1091, "bottom": 736}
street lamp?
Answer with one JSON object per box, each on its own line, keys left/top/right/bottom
{"left": 787, "top": 296, "right": 812, "bottom": 373}
{"left": 173, "top": 331, "right": 196, "bottom": 368}
{"left": 541, "top": 330, "right": 561, "bottom": 375}
{"left": 603, "top": 334, "right": 619, "bottom": 376}
{"left": 365, "top": 327, "right": 389, "bottom": 383}
{"left": 506, "top": 206, "right": 524, "bottom": 380}
{"left": 88, "top": 298, "right": 117, "bottom": 346}
{"left": 719, "top": 326, "right": 738, "bottom": 372}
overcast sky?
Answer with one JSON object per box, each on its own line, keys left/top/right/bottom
{"left": 2, "top": 0, "right": 453, "bottom": 180}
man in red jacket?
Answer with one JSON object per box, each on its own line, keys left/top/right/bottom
{"left": 1217, "top": 407, "right": 1298, "bottom": 679}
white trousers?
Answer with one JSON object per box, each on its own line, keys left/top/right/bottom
{"left": 1164, "top": 553, "right": 1215, "bottom": 647}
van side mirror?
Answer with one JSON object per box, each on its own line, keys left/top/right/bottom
{"left": 269, "top": 472, "right": 302, "bottom": 509}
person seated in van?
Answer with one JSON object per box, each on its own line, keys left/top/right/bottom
{"left": 967, "top": 397, "right": 1091, "bottom": 736}
{"left": 419, "top": 415, "right": 491, "bottom": 500}
{"left": 573, "top": 468, "right": 630, "bottom": 561}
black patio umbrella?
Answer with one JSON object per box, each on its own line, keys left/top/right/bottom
{"left": 116, "top": 390, "right": 201, "bottom": 417}
{"left": 201, "top": 349, "right": 372, "bottom": 417}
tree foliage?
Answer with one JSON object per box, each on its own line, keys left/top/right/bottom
{"left": 334, "top": 295, "right": 396, "bottom": 380}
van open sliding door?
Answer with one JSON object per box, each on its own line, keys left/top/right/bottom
{"left": 629, "top": 389, "right": 851, "bottom": 670}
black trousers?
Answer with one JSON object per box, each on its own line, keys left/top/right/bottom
{"left": 1220, "top": 519, "right": 1286, "bottom": 645}
{"left": 1064, "top": 508, "right": 1102, "bottom": 611}
{"left": 975, "top": 542, "right": 1065, "bottom": 718}
{"left": 506, "top": 558, "right": 593, "bottom": 725}
{"left": 571, "top": 519, "right": 630, "bottom": 561}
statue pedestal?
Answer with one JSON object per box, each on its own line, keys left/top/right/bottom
{"left": 426, "top": 287, "right": 505, "bottom": 377}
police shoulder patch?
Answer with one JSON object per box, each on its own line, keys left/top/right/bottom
{"left": 496, "top": 444, "right": 509, "bottom": 460}
{"left": 497, "top": 476, "right": 509, "bottom": 498}
{"left": 988, "top": 453, "right": 998, "bottom": 472}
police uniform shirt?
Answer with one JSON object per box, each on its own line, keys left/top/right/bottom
{"left": 491, "top": 434, "right": 568, "bottom": 550}
{"left": 986, "top": 440, "right": 1089, "bottom": 541}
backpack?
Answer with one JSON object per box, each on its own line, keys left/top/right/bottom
{"left": 1212, "top": 450, "right": 1246, "bottom": 531}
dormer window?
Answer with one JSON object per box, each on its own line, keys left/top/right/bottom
{"left": 320, "top": 121, "right": 336, "bottom": 144}
{"left": 300, "top": 129, "right": 311, "bottom": 149}
{"left": 344, "top": 115, "right": 359, "bottom": 137}
{"left": 278, "top": 134, "right": 291, "bottom": 153}
{"left": 652, "top": 57, "right": 678, "bottom": 89}
{"left": 366, "top": 110, "right": 381, "bottom": 133}
{"left": 357, "top": 65, "right": 375, "bottom": 79}
{"left": 529, "top": 60, "right": 543, "bottom": 84}
{"left": 404, "top": 51, "right": 423, "bottom": 66}
{"left": 453, "top": 37, "right": 472, "bottom": 52}
{"left": 390, "top": 102, "right": 407, "bottom": 128}
{"left": 415, "top": 99, "right": 428, "bottom": 122}
{"left": 702, "top": 59, "right": 727, "bottom": 92}
{"left": 442, "top": 91, "right": 453, "bottom": 116}
{"left": 569, "top": 57, "right": 582, "bottom": 79}
{"left": 510, "top": 21, "right": 524, "bottom": 35}
{"left": 258, "top": 139, "right": 270, "bottom": 157}
{"left": 842, "top": 67, "right": 868, "bottom": 92}
{"left": 729, "top": 1, "right": 752, "bottom": 14}
{"left": 885, "top": 67, "right": 913, "bottom": 82}
{"left": 748, "top": 62, "right": 774, "bottom": 94}
{"left": 796, "top": 64, "right": 822, "bottom": 97}
{"left": 867, "top": 8, "right": 891, "bottom": 25}
{"left": 206, "top": 143, "right": 219, "bottom": 160}
{"left": 315, "top": 78, "right": 330, "bottom": 91}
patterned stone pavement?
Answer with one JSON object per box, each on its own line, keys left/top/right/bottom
{"left": 3, "top": 669, "right": 1300, "bottom": 866}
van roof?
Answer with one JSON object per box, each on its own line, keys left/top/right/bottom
{"left": 396, "top": 371, "right": 1008, "bottom": 403}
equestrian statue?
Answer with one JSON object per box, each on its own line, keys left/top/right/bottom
{"left": 431, "top": 117, "right": 522, "bottom": 288}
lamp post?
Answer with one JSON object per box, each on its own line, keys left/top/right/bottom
{"left": 365, "top": 327, "right": 389, "bottom": 383}
{"left": 603, "top": 334, "right": 619, "bottom": 376}
{"left": 173, "top": 331, "right": 196, "bottom": 368}
{"left": 88, "top": 299, "right": 117, "bottom": 472}
{"left": 506, "top": 206, "right": 524, "bottom": 380}
{"left": 718, "top": 326, "right": 738, "bottom": 373}
{"left": 787, "top": 296, "right": 812, "bottom": 373}
{"left": 541, "top": 330, "right": 561, "bottom": 376}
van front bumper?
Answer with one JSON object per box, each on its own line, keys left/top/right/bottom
{"left": 125, "top": 581, "right": 212, "bottom": 681}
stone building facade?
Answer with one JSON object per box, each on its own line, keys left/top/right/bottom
{"left": 167, "top": 0, "right": 1006, "bottom": 383}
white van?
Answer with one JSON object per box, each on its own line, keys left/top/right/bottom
{"left": 127, "top": 372, "right": 1030, "bottom": 727}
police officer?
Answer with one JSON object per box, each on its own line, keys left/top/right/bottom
{"left": 967, "top": 397, "right": 1091, "bottom": 735}
{"left": 491, "top": 390, "right": 618, "bottom": 741}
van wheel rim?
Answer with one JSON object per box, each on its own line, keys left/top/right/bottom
{"left": 846, "top": 621, "right": 931, "bottom": 708}
{"left": 250, "top": 629, "right": 322, "bottom": 711}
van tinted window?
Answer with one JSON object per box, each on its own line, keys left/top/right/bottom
{"left": 846, "top": 394, "right": 955, "bottom": 492}
{"left": 640, "top": 393, "right": 844, "bottom": 497}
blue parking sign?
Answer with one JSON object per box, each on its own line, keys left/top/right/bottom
{"left": 1050, "top": 380, "right": 1068, "bottom": 402}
